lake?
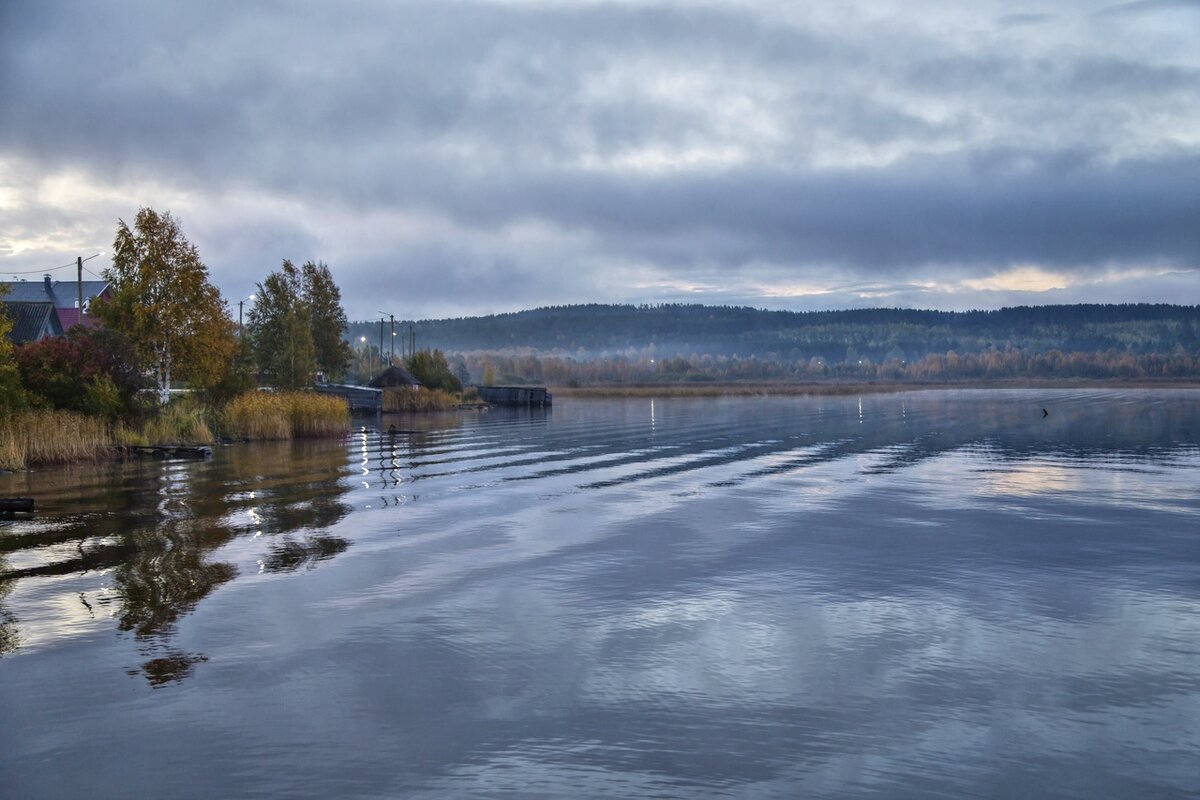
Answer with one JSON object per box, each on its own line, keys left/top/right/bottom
{"left": 1, "top": 389, "right": 1198, "bottom": 799}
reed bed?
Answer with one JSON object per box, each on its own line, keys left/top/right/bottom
{"left": 0, "top": 409, "right": 114, "bottom": 469}
{"left": 287, "top": 393, "right": 351, "bottom": 438}
{"left": 550, "top": 378, "right": 1200, "bottom": 399}
{"left": 141, "top": 401, "right": 214, "bottom": 445}
{"left": 223, "top": 391, "right": 349, "bottom": 440}
{"left": 382, "top": 387, "right": 459, "bottom": 413}
{"left": 550, "top": 381, "right": 925, "bottom": 399}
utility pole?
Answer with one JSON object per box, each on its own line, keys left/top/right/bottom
{"left": 390, "top": 314, "right": 395, "bottom": 365}
{"left": 71, "top": 252, "right": 104, "bottom": 326}
{"left": 379, "top": 317, "right": 385, "bottom": 369}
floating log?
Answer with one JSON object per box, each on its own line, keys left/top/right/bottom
{"left": 0, "top": 497, "right": 34, "bottom": 513}
{"left": 116, "top": 445, "right": 213, "bottom": 460}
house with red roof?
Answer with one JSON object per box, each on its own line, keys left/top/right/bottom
{"left": 1, "top": 274, "right": 112, "bottom": 344}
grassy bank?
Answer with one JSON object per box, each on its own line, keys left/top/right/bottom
{"left": 0, "top": 410, "right": 115, "bottom": 470}
{"left": 0, "top": 391, "right": 351, "bottom": 469}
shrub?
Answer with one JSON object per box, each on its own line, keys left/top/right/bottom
{"left": 81, "top": 376, "right": 125, "bottom": 419}
{"left": 14, "top": 327, "right": 144, "bottom": 420}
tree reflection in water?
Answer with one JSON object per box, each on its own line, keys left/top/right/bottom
{"left": 0, "top": 571, "right": 18, "bottom": 656}
{"left": 263, "top": 534, "right": 350, "bottom": 572}
{"left": 0, "top": 437, "right": 355, "bottom": 685}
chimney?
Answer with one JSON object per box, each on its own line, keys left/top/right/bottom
{"left": 44, "top": 274, "right": 53, "bottom": 293}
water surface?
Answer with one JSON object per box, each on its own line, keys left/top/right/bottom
{"left": 1, "top": 389, "right": 1198, "bottom": 798}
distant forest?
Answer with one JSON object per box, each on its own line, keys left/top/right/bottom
{"left": 346, "top": 303, "right": 1200, "bottom": 384}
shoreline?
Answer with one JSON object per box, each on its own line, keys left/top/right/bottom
{"left": 550, "top": 378, "right": 1200, "bottom": 399}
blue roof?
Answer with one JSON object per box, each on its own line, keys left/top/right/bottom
{"left": 0, "top": 278, "right": 110, "bottom": 308}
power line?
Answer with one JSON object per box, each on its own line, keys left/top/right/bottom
{"left": 6, "top": 262, "right": 77, "bottom": 276}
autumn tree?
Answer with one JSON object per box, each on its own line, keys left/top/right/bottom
{"left": 0, "top": 292, "right": 28, "bottom": 410}
{"left": 96, "top": 208, "right": 236, "bottom": 403}
{"left": 197, "top": 334, "right": 258, "bottom": 405}
{"left": 246, "top": 260, "right": 316, "bottom": 389}
{"left": 301, "top": 261, "right": 352, "bottom": 380}
{"left": 405, "top": 349, "right": 462, "bottom": 393}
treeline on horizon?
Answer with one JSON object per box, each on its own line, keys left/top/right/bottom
{"left": 448, "top": 347, "right": 1200, "bottom": 387}
{"left": 346, "top": 303, "right": 1200, "bottom": 381}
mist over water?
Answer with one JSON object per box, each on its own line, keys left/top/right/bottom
{"left": 1, "top": 390, "right": 1198, "bottom": 799}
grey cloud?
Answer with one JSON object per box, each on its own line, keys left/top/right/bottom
{"left": 397, "top": 152, "right": 1200, "bottom": 272}
{"left": 995, "top": 13, "right": 1059, "bottom": 28}
{"left": 0, "top": 1, "right": 831, "bottom": 168}
{"left": 2, "top": 0, "right": 1198, "bottom": 318}
{"left": 1095, "top": 0, "right": 1200, "bottom": 15}
{"left": 904, "top": 53, "right": 1198, "bottom": 99}
{"left": 332, "top": 245, "right": 602, "bottom": 319}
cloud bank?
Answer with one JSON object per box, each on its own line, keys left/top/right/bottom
{"left": 2, "top": 0, "right": 1197, "bottom": 318}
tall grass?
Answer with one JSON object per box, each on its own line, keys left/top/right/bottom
{"left": 382, "top": 387, "right": 459, "bottom": 412}
{"left": 0, "top": 409, "right": 114, "bottom": 470}
{"left": 222, "top": 391, "right": 349, "bottom": 440}
{"left": 141, "top": 400, "right": 214, "bottom": 445}
{"left": 287, "top": 393, "right": 350, "bottom": 438}
{"left": 0, "top": 391, "right": 349, "bottom": 469}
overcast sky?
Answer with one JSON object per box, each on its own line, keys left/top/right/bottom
{"left": 2, "top": 0, "right": 1198, "bottom": 320}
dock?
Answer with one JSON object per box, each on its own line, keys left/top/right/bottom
{"left": 314, "top": 382, "right": 383, "bottom": 412}
{"left": 475, "top": 386, "right": 553, "bottom": 407}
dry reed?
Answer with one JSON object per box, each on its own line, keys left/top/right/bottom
{"left": 141, "top": 401, "right": 214, "bottom": 445}
{"left": 382, "top": 387, "right": 459, "bottom": 412}
{"left": 0, "top": 410, "right": 114, "bottom": 469}
{"left": 222, "top": 391, "right": 349, "bottom": 440}
{"left": 550, "top": 381, "right": 925, "bottom": 399}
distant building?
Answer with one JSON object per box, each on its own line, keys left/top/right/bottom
{"left": 1, "top": 274, "right": 111, "bottom": 343}
{"left": 313, "top": 382, "right": 383, "bottom": 412}
{"left": 476, "top": 386, "right": 552, "bottom": 406}
{"left": 368, "top": 365, "right": 423, "bottom": 389}
{"left": 5, "top": 301, "right": 63, "bottom": 345}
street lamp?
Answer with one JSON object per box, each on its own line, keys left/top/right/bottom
{"left": 238, "top": 294, "right": 256, "bottom": 332}
{"left": 378, "top": 311, "right": 396, "bottom": 365}
{"left": 77, "top": 251, "right": 104, "bottom": 315}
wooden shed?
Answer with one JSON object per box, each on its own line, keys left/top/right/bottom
{"left": 368, "top": 366, "right": 422, "bottom": 389}
{"left": 476, "top": 386, "right": 553, "bottom": 407}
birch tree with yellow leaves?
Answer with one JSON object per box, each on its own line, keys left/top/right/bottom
{"left": 97, "top": 208, "right": 235, "bottom": 403}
